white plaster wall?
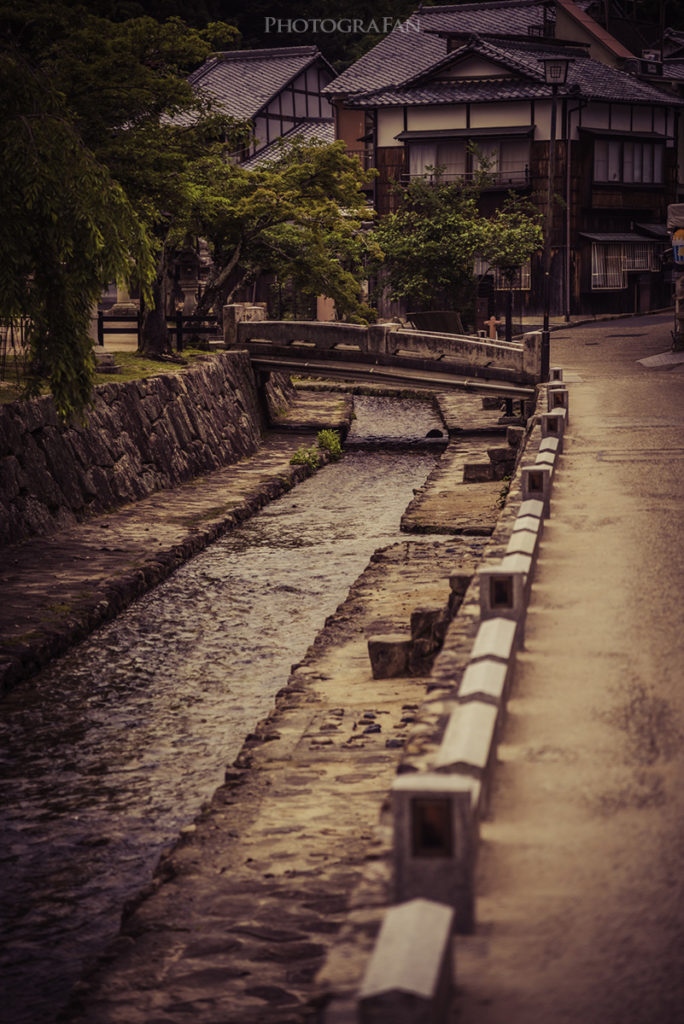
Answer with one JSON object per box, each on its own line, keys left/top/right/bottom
{"left": 406, "top": 106, "right": 467, "bottom": 131}
{"left": 377, "top": 108, "right": 405, "bottom": 147}
{"left": 579, "top": 101, "right": 611, "bottom": 130}
{"left": 471, "top": 101, "right": 532, "bottom": 129}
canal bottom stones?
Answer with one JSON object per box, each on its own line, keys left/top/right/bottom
{"left": 61, "top": 535, "right": 488, "bottom": 1024}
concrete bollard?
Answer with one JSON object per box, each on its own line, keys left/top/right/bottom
{"left": 391, "top": 773, "right": 481, "bottom": 933}
{"left": 547, "top": 385, "right": 570, "bottom": 423}
{"left": 479, "top": 565, "right": 527, "bottom": 630}
{"left": 358, "top": 899, "right": 454, "bottom": 1024}
{"left": 534, "top": 449, "right": 557, "bottom": 475}
{"left": 368, "top": 634, "right": 413, "bottom": 679}
{"left": 521, "top": 464, "right": 552, "bottom": 516}
{"left": 540, "top": 409, "right": 566, "bottom": 451}
{"left": 550, "top": 366, "right": 563, "bottom": 381}
{"left": 518, "top": 497, "right": 545, "bottom": 521}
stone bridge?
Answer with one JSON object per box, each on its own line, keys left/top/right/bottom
{"left": 223, "top": 304, "right": 541, "bottom": 401}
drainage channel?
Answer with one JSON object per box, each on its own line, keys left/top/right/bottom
{"left": 0, "top": 396, "right": 487, "bottom": 1024}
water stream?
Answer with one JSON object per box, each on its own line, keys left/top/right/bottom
{"left": 0, "top": 397, "right": 450, "bottom": 1024}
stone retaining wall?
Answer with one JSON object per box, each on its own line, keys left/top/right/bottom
{"left": 0, "top": 353, "right": 290, "bottom": 548}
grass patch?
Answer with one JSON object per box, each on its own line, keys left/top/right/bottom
{"left": 0, "top": 349, "right": 214, "bottom": 404}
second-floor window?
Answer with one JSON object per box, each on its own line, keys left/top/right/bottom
{"left": 409, "top": 138, "right": 529, "bottom": 186}
{"left": 594, "top": 139, "right": 664, "bottom": 185}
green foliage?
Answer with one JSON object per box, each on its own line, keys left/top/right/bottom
{"left": 370, "top": 157, "right": 543, "bottom": 315}
{"left": 316, "top": 429, "right": 343, "bottom": 461}
{"left": 290, "top": 445, "right": 320, "bottom": 470}
{"left": 480, "top": 195, "right": 544, "bottom": 282}
{"left": 190, "top": 139, "right": 378, "bottom": 323}
{"left": 0, "top": 0, "right": 244, "bottom": 404}
{"left": 0, "top": 48, "right": 156, "bottom": 419}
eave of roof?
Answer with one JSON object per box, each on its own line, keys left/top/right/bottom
{"left": 242, "top": 119, "right": 336, "bottom": 169}
{"left": 190, "top": 46, "right": 333, "bottom": 121}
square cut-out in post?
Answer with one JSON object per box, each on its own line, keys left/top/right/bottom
{"left": 490, "top": 574, "right": 513, "bottom": 609}
{"left": 547, "top": 385, "right": 570, "bottom": 422}
{"left": 412, "top": 797, "right": 453, "bottom": 857}
{"left": 540, "top": 410, "right": 566, "bottom": 451}
{"left": 392, "top": 774, "right": 481, "bottom": 933}
{"left": 522, "top": 463, "right": 551, "bottom": 515}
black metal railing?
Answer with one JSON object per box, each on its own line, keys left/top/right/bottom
{"left": 97, "top": 311, "right": 221, "bottom": 351}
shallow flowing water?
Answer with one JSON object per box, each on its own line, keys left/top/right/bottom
{"left": 0, "top": 397, "right": 449, "bottom": 1024}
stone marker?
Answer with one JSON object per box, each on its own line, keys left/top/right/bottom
{"left": 358, "top": 898, "right": 454, "bottom": 1024}
{"left": 392, "top": 773, "right": 481, "bottom": 932}
{"left": 368, "top": 634, "right": 413, "bottom": 678}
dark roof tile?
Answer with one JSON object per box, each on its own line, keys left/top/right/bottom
{"left": 190, "top": 47, "right": 330, "bottom": 120}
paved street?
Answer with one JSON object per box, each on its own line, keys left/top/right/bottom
{"left": 458, "top": 312, "right": 684, "bottom": 1023}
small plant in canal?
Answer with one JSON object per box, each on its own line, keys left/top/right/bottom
{"left": 316, "top": 429, "right": 343, "bottom": 461}
{"left": 290, "top": 445, "right": 320, "bottom": 470}
{"left": 497, "top": 475, "right": 512, "bottom": 509}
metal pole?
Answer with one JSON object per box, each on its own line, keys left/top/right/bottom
{"left": 541, "top": 83, "right": 558, "bottom": 382}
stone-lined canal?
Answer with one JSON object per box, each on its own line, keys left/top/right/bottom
{"left": 0, "top": 397, "right": 456, "bottom": 1024}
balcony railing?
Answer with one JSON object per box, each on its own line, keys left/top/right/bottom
{"left": 403, "top": 165, "right": 531, "bottom": 190}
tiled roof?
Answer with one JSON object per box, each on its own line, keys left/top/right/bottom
{"left": 324, "top": 1, "right": 549, "bottom": 96}
{"left": 344, "top": 80, "right": 550, "bottom": 107}
{"left": 663, "top": 60, "right": 684, "bottom": 81}
{"left": 341, "top": 33, "right": 681, "bottom": 108}
{"left": 416, "top": 0, "right": 550, "bottom": 36}
{"left": 189, "top": 47, "right": 330, "bottom": 120}
{"left": 242, "top": 120, "right": 336, "bottom": 168}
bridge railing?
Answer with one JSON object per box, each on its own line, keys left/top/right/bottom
{"left": 224, "top": 305, "right": 542, "bottom": 384}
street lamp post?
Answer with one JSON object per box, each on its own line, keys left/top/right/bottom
{"left": 541, "top": 56, "right": 570, "bottom": 381}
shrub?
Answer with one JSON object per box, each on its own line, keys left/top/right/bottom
{"left": 316, "top": 429, "right": 343, "bottom": 461}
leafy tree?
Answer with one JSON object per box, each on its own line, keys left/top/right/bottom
{"left": 186, "top": 139, "right": 379, "bottom": 322}
{"left": 370, "top": 172, "right": 488, "bottom": 314}
{"left": 0, "top": 0, "right": 244, "bottom": 390}
{"left": 370, "top": 167, "right": 542, "bottom": 334}
{"left": 479, "top": 194, "right": 544, "bottom": 340}
{"left": 0, "top": 49, "right": 155, "bottom": 418}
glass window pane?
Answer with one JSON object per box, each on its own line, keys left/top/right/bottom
{"left": 594, "top": 140, "right": 608, "bottom": 181}
{"left": 608, "top": 141, "right": 621, "bottom": 181}
{"left": 654, "top": 144, "right": 664, "bottom": 183}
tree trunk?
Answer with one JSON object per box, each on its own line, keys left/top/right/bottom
{"left": 140, "top": 244, "right": 172, "bottom": 355}
{"left": 195, "top": 240, "right": 243, "bottom": 317}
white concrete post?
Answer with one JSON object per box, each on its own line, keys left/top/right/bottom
{"left": 391, "top": 773, "right": 481, "bottom": 933}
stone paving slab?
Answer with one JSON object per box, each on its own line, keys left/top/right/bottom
{"left": 0, "top": 392, "right": 351, "bottom": 695}
{"left": 401, "top": 438, "right": 505, "bottom": 535}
